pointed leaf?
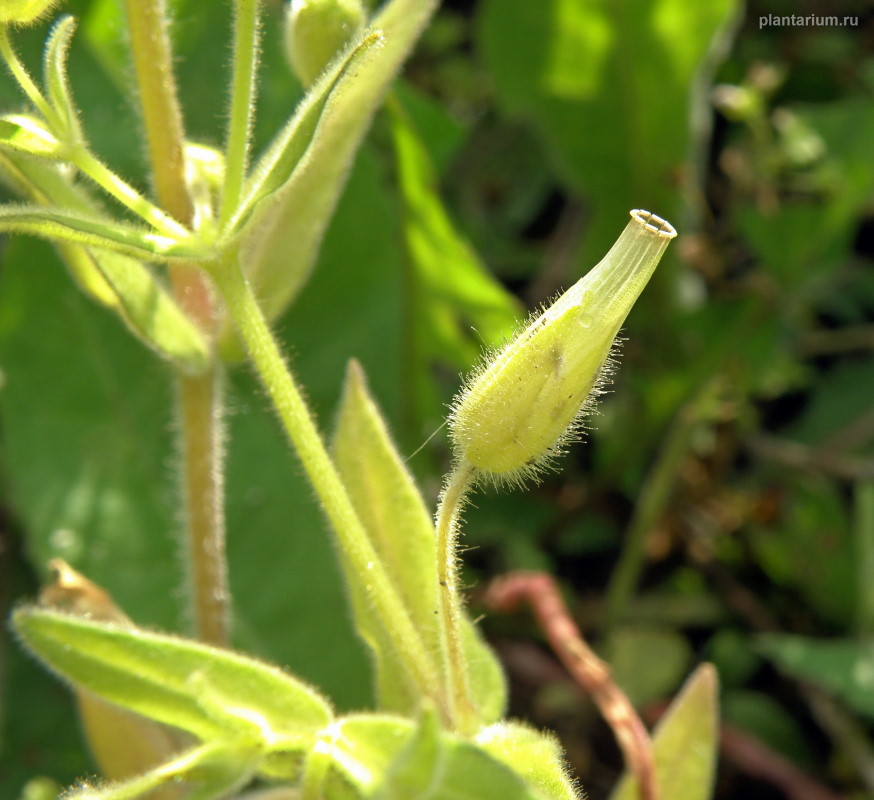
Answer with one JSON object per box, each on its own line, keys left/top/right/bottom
{"left": 0, "top": 114, "right": 66, "bottom": 159}
{"left": 0, "top": 204, "right": 208, "bottom": 261}
{"left": 13, "top": 608, "right": 333, "bottom": 749}
{"left": 373, "top": 711, "right": 541, "bottom": 800}
{"left": 609, "top": 664, "right": 719, "bottom": 800}
{"left": 43, "top": 16, "right": 83, "bottom": 143}
{"left": 475, "top": 721, "right": 580, "bottom": 800}
{"left": 62, "top": 739, "right": 262, "bottom": 800}
{"left": 332, "top": 360, "right": 506, "bottom": 721}
{"left": 220, "top": 0, "right": 441, "bottom": 354}
{"left": 0, "top": 153, "right": 210, "bottom": 372}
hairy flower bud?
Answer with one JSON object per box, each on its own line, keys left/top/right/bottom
{"left": 284, "top": 0, "right": 365, "bottom": 87}
{"left": 0, "top": 0, "right": 64, "bottom": 26}
{"left": 449, "top": 209, "right": 677, "bottom": 484}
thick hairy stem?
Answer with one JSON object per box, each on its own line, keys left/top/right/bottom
{"left": 433, "top": 463, "right": 477, "bottom": 733}
{"left": 211, "top": 257, "right": 444, "bottom": 717}
{"left": 485, "top": 571, "right": 658, "bottom": 800}
{"left": 123, "top": 0, "right": 228, "bottom": 645}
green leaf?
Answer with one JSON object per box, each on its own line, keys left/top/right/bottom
{"left": 332, "top": 360, "right": 507, "bottom": 722}
{"left": 220, "top": 0, "right": 441, "bottom": 350}
{"left": 0, "top": 153, "right": 210, "bottom": 373}
{"left": 475, "top": 721, "right": 580, "bottom": 800}
{"left": 388, "top": 98, "right": 521, "bottom": 424}
{"left": 374, "top": 711, "right": 541, "bottom": 800}
{"left": 757, "top": 635, "right": 874, "bottom": 719}
{"left": 13, "top": 608, "right": 333, "bottom": 751}
{"left": 0, "top": 114, "right": 66, "bottom": 158}
{"left": 0, "top": 204, "right": 207, "bottom": 262}
{"left": 43, "top": 16, "right": 83, "bottom": 143}
{"left": 477, "top": 0, "right": 739, "bottom": 264}
{"left": 332, "top": 359, "right": 442, "bottom": 713}
{"left": 609, "top": 664, "right": 719, "bottom": 800}
{"left": 61, "top": 739, "right": 263, "bottom": 800}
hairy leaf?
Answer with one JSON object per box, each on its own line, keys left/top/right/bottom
{"left": 43, "top": 16, "right": 82, "bottom": 143}
{"left": 0, "top": 153, "right": 210, "bottom": 373}
{"left": 220, "top": 0, "right": 441, "bottom": 352}
{"left": 0, "top": 204, "right": 207, "bottom": 261}
{"left": 13, "top": 608, "right": 333, "bottom": 752}
{"left": 332, "top": 360, "right": 506, "bottom": 722}
{"left": 475, "top": 721, "right": 580, "bottom": 800}
{"left": 0, "top": 114, "right": 66, "bottom": 158}
{"left": 373, "top": 712, "right": 541, "bottom": 800}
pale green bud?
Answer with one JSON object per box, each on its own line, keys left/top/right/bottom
{"left": 0, "top": 0, "right": 63, "bottom": 26}
{"left": 449, "top": 209, "right": 677, "bottom": 484}
{"left": 284, "top": 0, "right": 365, "bottom": 87}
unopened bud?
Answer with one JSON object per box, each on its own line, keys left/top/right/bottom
{"left": 284, "top": 0, "right": 365, "bottom": 87}
{"left": 449, "top": 209, "right": 677, "bottom": 484}
{"left": 0, "top": 0, "right": 64, "bottom": 26}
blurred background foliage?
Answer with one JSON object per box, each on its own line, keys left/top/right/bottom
{"left": 1, "top": 0, "right": 873, "bottom": 798}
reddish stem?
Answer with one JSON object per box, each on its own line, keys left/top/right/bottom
{"left": 484, "top": 570, "right": 658, "bottom": 800}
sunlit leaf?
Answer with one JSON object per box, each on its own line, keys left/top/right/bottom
{"left": 323, "top": 712, "right": 541, "bottom": 800}
{"left": 475, "top": 721, "right": 580, "bottom": 800}
{"left": 609, "top": 664, "right": 719, "bottom": 800}
{"left": 43, "top": 16, "right": 83, "bottom": 143}
{"left": 220, "top": 0, "right": 442, "bottom": 352}
{"left": 332, "top": 360, "right": 506, "bottom": 722}
{"left": 0, "top": 114, "right": 66, "bottom": 158}
{"left": 0, "top": 153, "right": 210, "bottom": 374}
{"left": 63, "top": 739, "right": 262, "bottom": 800}
{"left": 0, "top": 204, "right": 207, "bottom": 262}
{"left": 13, "top": 608, "right": 333, "bottom": 751}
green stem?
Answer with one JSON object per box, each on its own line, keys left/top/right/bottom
{"left": 220, "top": 0, "right": 261, "bottom": 228}
{"left": 123, "top": 0, "right": 229, "bottom": 646}
{"left": 434, "top": 462, "right": 477, "bottom": 733}
{"left": 0, "top": 26, "right": 59, "bottom": 128}
{"left": 210, "top": 256, "right": 444, "bottom": 716}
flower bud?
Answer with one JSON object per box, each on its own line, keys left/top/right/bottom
{"left": 284, "top": 0, "right": 365, "bottom": 87}
{"left": 0, "top": 0, "right": 64, "bottom": 26}
{"left": 449, "top": 209, "right": 677, "bottom": 484}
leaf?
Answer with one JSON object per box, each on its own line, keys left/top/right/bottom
{"left": 477, "top": 0, "right": 739, "bottom": 264}
{"left": 332, "top": 359, "right": 442, "bottom": 713}
{"left": 62, "top": 739, "right": 263, "bottom": 800}
{"left": 388, "top": 98, "right": 521, "bottom": 425}
{"left": 609, "top": 664, "right": 719, "bottom": 800}
{"left": 0, "top": 114, "right": 66, "bottom": 158}
{"left": 757, "top": 635, "right": 874, "bottom": 719}
{"left": 0, "top": 153, "right": 210, "bottom": 373}
{"left": 475, "top": 721, "right": 580, "bottom": 800}
{"left": 375, "top": 712, "right": 541, "bottom": 800}
{"left": 13, "top": 608, "right": 333, "bottom": 751}
{"left": 220, "top": 0, "right": 442, "bottom": 351}
{"left": 0, "top": 204, "right": 207, "bottom": 262}
{"left": 332, "top": 360, "right": 506, "bottom": 722}
{"left": 43, "top": 16, "right": 83, "bottom": 143}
